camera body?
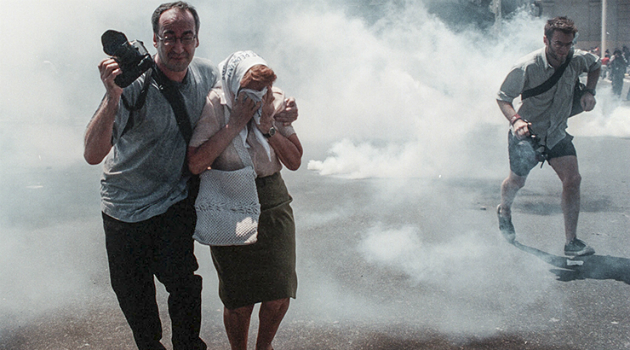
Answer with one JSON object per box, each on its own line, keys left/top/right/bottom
{"left": 101, "top": 30, "right": 154, "bottom": 88}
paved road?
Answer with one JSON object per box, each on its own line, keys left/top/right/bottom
{"left": 1, "top": 135, "right": 630, "bottom": 349}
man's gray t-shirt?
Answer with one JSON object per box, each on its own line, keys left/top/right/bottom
{"left": 100, "top": 57, "right": 218, "bottom": 223}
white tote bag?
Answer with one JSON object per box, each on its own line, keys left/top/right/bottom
{"left": 193, "top": 165, "right": 260, "bottom": 246}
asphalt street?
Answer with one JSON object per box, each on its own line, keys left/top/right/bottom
{"left": 1, "top": 133, "right": 630, "bottom": 350}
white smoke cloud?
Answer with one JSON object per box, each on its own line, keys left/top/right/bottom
{"left": 353, "top": 222, "right": 559, "bottom": 333}
{"left": 302, "top": 7, "right": 630, "bottom": 178}
{"left": 358, "top": 223, "right": 521, "bottom": 289}
{"left": 307, "top": 139, "right": 424, "bottom": 179}
{"left": 359, "top": 224, "right": 430, "bottom": 278}
{"left": 569, "top": 92, "right": 630, "bottom": 137}
{"left": 0, "top": 219, "right": 108, "bottom": 322}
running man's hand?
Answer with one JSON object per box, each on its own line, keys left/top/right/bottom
{"left": 581, "top": 92, "right": 596, "bottom": 112}
{"left": 512, "top": 119, "right": 531, "bottom": 139}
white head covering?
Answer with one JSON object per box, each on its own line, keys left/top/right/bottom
{"left": 218, "top": 50, "right": 272, "bottom": 160}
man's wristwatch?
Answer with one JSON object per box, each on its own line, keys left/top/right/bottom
{"left": 263, "top": 126, "right": 276, "bottom": 138}
{"left": 584, "top": 88, "right": 596, "bottom": 96}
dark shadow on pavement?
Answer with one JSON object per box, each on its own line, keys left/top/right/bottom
{"left": 512, "top": 241, "right": 630, "bottom": 284}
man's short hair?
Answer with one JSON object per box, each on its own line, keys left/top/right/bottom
{"left": 544, "top": 16, "right": 577, "bottom": 39}
{"left": 152, "top": 1, "right": 200, "bottom": 35}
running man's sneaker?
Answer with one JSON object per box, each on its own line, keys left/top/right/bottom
{"left": 564, "top": 238, "right": 595, "bottom": 256}
{"left": 497, "top": 205, "right": 516, "bottom": 243}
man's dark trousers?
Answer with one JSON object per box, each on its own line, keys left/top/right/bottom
{"left": 103, "top": 199, "right": 206, "bottom": 350}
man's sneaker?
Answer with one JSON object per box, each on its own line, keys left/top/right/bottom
{"left": 564, "top": 238, "right": 595, "bottom": 256}
{"left": 497, "top": 205, "right": 516, "bottom": 243}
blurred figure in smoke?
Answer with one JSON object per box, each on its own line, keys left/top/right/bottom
{"left": 84, "top": 2, "right": 215, "bottom": 349}
{"left": 600, "top": 53, "right": 609, "bottom": 80}
{"left": 496, "top": 17, "right": 600, "bottom": 256}
{"left": 609, "top": 49, "right": 627, "bottom": 97}
{"left": 188, "top": 51, "right": 302, "bottom": 350}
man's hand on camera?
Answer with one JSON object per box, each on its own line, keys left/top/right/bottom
{"left": 512, "top": 119, "right": 531, "bottom": 139}
{"left": 274, "top": 97, "right": 298, "bottom": 126}
{"left": 98, "top": 58, "right": 123, "bottom": 99}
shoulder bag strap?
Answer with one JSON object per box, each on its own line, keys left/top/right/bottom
{"left": 151, "top": 67, "right": 196, "bottom": 178}
{"left": 152, "top": 68, "right": 193, "bottom": 144}
{"left": 521, "top": 51, "right": 573, "bottom": 100}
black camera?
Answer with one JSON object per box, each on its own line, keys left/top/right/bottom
{"left": 101, "top": 30, "right": 154, "bottom": 88}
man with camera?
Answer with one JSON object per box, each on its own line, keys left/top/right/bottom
{"left": 84, "top": 2, "right": 214, "bottom": 349}
{"left": 496, "top": 17, "right": 600, "bottom": 257}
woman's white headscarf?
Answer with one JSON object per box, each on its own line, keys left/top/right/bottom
{"left": 218, "top": 50, "right": 272, "bottom": 160}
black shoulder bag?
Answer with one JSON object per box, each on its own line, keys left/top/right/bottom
{"left": 520, "top": 51, "right": 585, "bottom": 117}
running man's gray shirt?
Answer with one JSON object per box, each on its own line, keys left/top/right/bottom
{"left": 497, "top": 48, "right": 600, "bottom": 149}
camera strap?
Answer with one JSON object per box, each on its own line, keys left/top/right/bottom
{"left": 119, "top": 69, "right": 154, "bottom": 138}
{"left": 121, "top": 69, "right": 153, "bottom": 112}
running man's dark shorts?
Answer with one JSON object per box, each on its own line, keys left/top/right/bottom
{"left": 508, "top": 131, "right": 576, "bottom": 176}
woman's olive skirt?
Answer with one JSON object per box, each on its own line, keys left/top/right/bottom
{"left": 210, "top": 172, "right": 297, "bottom": 310}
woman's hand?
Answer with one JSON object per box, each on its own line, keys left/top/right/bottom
{"left": 256, "top": 88, "right": 276, "bottom": 134}
{"left": 229, "top": 92, "right": 260, "bottom": 130}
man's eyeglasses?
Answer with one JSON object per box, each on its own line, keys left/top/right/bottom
{"left": 551, "top": 41, "right": 574, "bottom": 49}
{"left": 157, "top": 33, "right": 197, "bottom": 46}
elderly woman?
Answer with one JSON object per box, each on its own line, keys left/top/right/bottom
{"left": 188, "top": 51, "right": 302, "bottom": 350}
